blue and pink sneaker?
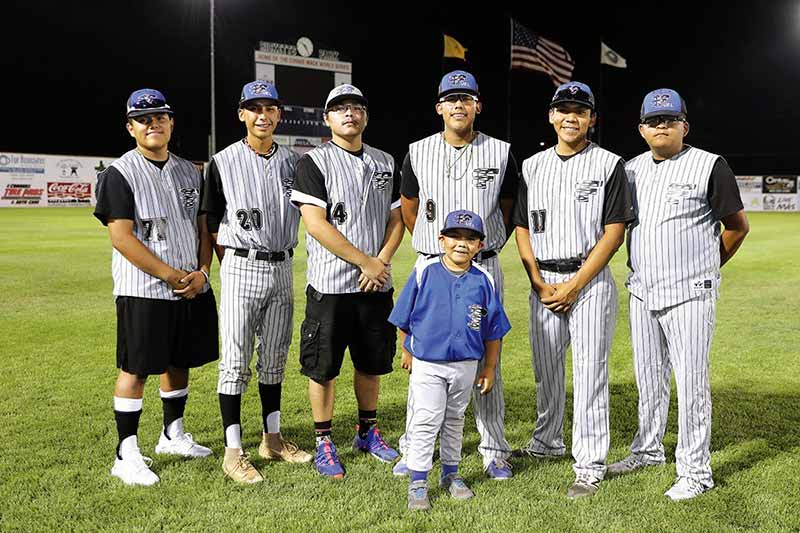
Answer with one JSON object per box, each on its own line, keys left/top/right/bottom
{"left": 315, "top": 436, "right": 345, "bottom": 479}
{"left": 352, "top": 426, "right": 400, "bottom": 463}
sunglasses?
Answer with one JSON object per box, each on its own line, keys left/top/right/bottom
{"left": 642, "top": 115, "right": 685, "bottom": 128}
{"left": 439, "top": 93, "right": 478, "bottom": 104}
{"left": 327, "top": 103, "right": 367, "bottom": 114}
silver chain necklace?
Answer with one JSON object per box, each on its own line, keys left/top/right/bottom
{"left": 442, "top": 131, "right": 477, "bottom": 180}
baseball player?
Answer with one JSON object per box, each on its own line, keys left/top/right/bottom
{"left": 513, "top": 82, "right": 635, "bottom": 499}
{"left": 290, "top": 84, "right": 405, "bottom": 479}
{"left": 201, "top": 81, "right": 311, "bottom": 484}
{"left": 94, "top": 88, "right": 219, "bottom": 486}
{"left": 607, "top": 89, "right": 749, "bottom": 500}
{"left": 396, "top": 70, "right": 519, "bottom": 480}
{"left": 390, "top": 209, "right": 512, "bottom": 511}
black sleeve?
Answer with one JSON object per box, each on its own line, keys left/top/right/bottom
{"left": 707, "top": 157, "right": 744, "bottom": 220}
{"left": 500, "top": 152, "right": 520, "bottom": 199}
{"left": 93, "top": 167, "right": 134, "bottom": 226}
{"left": 602, "top": 160, "right": 636, "bottom": 225}
{"left": 200, "top": 159, "right": 227, "bottom": 233}
{"left": 512, "top": 176, "right": 529, "bottom": 228}
{"left": 400, "top": 152, "right": 419, "bottom": 198}
{"left": 392, "top": 159, "right": 401, "bottom": 204}
{"left": 293, "top": 155, "right": 329, "bottom": 204}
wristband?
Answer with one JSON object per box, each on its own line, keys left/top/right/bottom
{"left": 199, "top": 270, "right": 210, "bottom": 283}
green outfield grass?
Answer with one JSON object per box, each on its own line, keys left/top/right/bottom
{"left": 0, "top": 208, "right": 798, "bottom": 532}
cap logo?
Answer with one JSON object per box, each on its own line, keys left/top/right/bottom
{"left": 251, "top": 83, "right": 270, "bottom": 95}
{"left": 449, "top": 73, "right": 467, "bottom": 86}
{"left": 568, "top": 85, "right": 579, "bottom": 94}
{"left": 652, "top": 93, "right": 672, "bottom": 108}
{"left": 136, "top": 94, "right": 159, "bottom": 105}
{"left": 456, "top": 213, "right": 473, "bottom": 224}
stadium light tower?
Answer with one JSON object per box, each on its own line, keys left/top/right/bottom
{"left": 209, "top": 0, "right": 216, "bottom": 159}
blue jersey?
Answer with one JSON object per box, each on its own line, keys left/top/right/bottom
{"left": 388, "top": 257, "right": 511, "bottom": 363}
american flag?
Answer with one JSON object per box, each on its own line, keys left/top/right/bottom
{"left": 511, "top": 20, "right": 575, "bottom": 87}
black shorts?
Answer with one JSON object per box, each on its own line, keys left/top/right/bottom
{"left": 116, "top": 290, "right": 219, "bottom": 376}
{"left": 299, "top": 285, "right": 396, "bottom": 383}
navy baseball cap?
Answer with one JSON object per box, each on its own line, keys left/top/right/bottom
{"left": 324, "top": 84, "right": 368, "bottom": 111}
{"left": 640, "top": 88, "right": 687, "bottom": 121}
{"left": 438, "top": 70, "right": 480, "bottom": 99}
{"left": 550, "top": 82, "right": 595, "bottom": 110}
{"left": 126, "top": 89, "right": 173, "bottom": 118}
{"left": 441, "top": 209, "right": 485, "bottom": 239}
{"left": 239, "top": 80, "right": 280, "bottom": 107}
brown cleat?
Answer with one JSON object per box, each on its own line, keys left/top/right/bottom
{"left": 259, "top": 432, "right": 313, "bottom": 464}
{"left": 223, "top": 447, "right": 264, "bottom": 484}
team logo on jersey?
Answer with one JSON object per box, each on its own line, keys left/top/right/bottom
{"left": 372, "top": 171, "right": 392, "bottom": 190}
{"left": 472, "top": 168, "right": 499, "bottom": 189}
{"left": 575, "top": 180, "right": 601, "bottom": 202}
{"left": 179, "top": 187, "right": 199, "bottom": 210}
{"left": 666, "top": 182, "right": 696, "bottom": 204}
{"left": 467, "top": 304, "right": 487, "bottom": 331}
{"left": 530, "top": 209, "right": 546, "bottom": 233}
{"left": 692, "top": 279, "right": 714, "bottom": 291}
{"left": 281, "top": 175, "right": 294, "bottom": 198}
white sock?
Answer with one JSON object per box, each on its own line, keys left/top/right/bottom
{"left": 114, "top": 397, "right": 143, "bottom": 412}
{"left": 159, "top": 387, "right": 188, "bottom": 399}
{"left": 165, "top": 418, "right": 184, "bottom": 438}
{"left": 118, "top": 435, "right": 139, "bottom": 459}
{"left": 266, "top": 411, "right": 281, "bottom": 434}
{"left": 225, "top": 424, "right": 242, "bottom": 449}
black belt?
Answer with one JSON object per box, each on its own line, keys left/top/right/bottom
{"left": 232, "top": 248, "right": 293, "bottom": 261}
{"left": 420, "top": 250, "right": 498, "bottom": 261}
{"left": 537, "top": 258, "right": 582, "bottom": 273}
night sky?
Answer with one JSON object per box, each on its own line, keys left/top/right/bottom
{"left": 5, "top": 0, "right": 800, "bottom": 174}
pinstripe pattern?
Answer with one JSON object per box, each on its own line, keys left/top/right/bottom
{"left": 520, "top": 143, "right": 623, "bottom": 477}
{"left": 624, "top": 146, "right": 722, "bottom": 486}
{"left": 217, "top": 253, "right": 294, "bottom": 394}
{"left": 399, "top": 254, "right": 511, "bottom": 466}
{"left": 212, "top": 141, "right": 301, "bottom": 394}
{"left": 626, "top": 147, "right": 722, "bottom": 310}
{"left": 300, "top": 142, "right": 397, "bottom": 294}
{"left": 213, "top": 141, "right": 300, "bottom": 251}
{"left": 628, "top": 294, "right": 715, "bottom": 485}
{"left": 524, "top": 267, "right": 617, "bottom": 478}
{"left": 408, "top": 133, "right": 510, "bottom": 254}
{"left": 105, "top": 149, "right": 203, "bottom": 300}
{"left": 522, "top": 143, "right": 622, "bottom": 261}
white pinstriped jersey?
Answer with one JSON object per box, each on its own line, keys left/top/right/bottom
{"left": 521, "top": 143, "right": 623, "bottom": 261}
{"left": 409, "top": 133, "right": 510, "bottom": 254}
{"left": 102, "top": 150, "right": 203, "bottom": 300}
{"left": 626, "top": 146, "right": 723, "bottom": 310}
{"left": 291, "top": 142, "right": 399, "bottom": 294}
{"left": 212, "top": 141, "right": 300, "bottom": 251}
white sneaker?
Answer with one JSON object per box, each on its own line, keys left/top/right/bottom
{"left": 155, "top": 431, "right": 212, "bottom": 458}
{"left": 111, "top": 450, "right": 160, "bottom": 486}
{"left": 607, "top": 454, "right": 660, "bottom": 475}
{"left": 665, "top": 477, "right": 711, "bottom": 501}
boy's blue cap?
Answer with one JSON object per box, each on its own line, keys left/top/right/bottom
{"left": 441, "top": 209, "right": 485, "bottom": 239}
{"left": 550, "top": 81, "right": 595, "bottom": 110}
{"left": 240, "top": 81, "right": 280, "bottom": 107}
{"left": 126, "top": 89, "right": 172, "bottom": 118}
{"left": 438, "top": 70, "right": 480, "bottom": 98}
{"left": 640, "top": 88, "right": 687, "bottom": 121}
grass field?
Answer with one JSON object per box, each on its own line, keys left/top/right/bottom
{"left": 1, "top": 208, "right": 798, "bottom": 532}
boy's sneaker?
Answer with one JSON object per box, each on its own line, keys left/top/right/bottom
{"left": 315, "top": 437, "right": 345, "bottom": 479}
{"left": 607, "top": 454, "right": 661, "bottom": 476}
{"left": 155, "top": 431, "right": 212, "bottom": 458}
{"left": 567, "top": 473, "right": 601, "bottom": 499}
{"left": 484, "top": 458, "right": 513, "bottom": 480}
{"left": 665, "top": 477, "right": 712, "bottom": 501}
{"left": 407, "top": 480, "right": 431, "bottom": 511}
{"left": 352, "top": 426, "right": 400, "bottom": 463}
{"left": 440, "top": 473, "right": 474, "bottom": 500}
{"left": 222, "top": 448, "right": 263, "bottom": 484}
{"left": 259, "top": 432, "right": 313, "bottom": 464}
{"left": 111, "top": 449, "right": 160, "bottom": 486}
{"left": 392, "top": 458, "right": 410, "bottom": 476}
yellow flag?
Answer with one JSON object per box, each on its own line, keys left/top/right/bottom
{"left": 443, "top": 34, "right": 467, "bottom": 60}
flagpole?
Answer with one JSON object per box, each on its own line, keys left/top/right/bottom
{"left": 506, "top": 16, "right": 513, "bottom": 143}
{"left": 597, "top": 39, "right": 604, "bottom": 147}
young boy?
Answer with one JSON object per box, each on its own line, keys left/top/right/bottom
{"left": 389, "top": 209, "right": 511, "bottom": 511}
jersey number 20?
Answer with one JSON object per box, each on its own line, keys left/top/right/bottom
{"left": 236, "top": 208, "right": 263, "bottom": 230}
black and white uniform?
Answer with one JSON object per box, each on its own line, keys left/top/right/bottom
{"left": 513, "top": 143, "right": 634, "bottom": 479}
{"left": 624, "top": 146, "right": 743, "bottom": 487}
{"left": 202, "top": 141, "right": 300, "bottom": 394}
{"left": 400, "top": 132, "right": 518, "bottom": 467}
{"left": 291, "top": 141, "right": 400, "bottom": 294}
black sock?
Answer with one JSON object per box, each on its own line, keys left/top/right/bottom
{"left": 314, "top": 420, "right": 332, "bottom": 440}
{"left": 114, "top": 409, "right": 142, "bottom": 459}
{"left": 161, "top": 395, "right": 187, "bottom": 438}
{"left": 358, "top": 409, "right": 377, "bottom": 439}
{"left": 219, "top": 393, "right": 242, "bottom": 446}
{"left": 258, "top": 382, "right": 281, "bottom": 433}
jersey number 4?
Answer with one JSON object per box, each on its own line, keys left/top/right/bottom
{"left": 236, "top": 208, "right": 263, "bottom": 230}
{"left": 331, "top": 202, "right": 348, "bottom": 225}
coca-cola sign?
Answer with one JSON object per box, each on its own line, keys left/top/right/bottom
{"left": 47, "top": 181, "right": 91, "bottom": 205}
